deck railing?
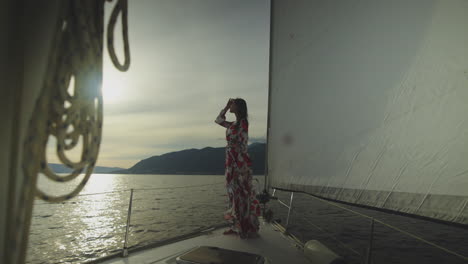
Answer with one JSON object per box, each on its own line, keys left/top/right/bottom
{"left": 32, "top": 181, "right": 227, "bottom": 264}
{"left": 31, "top": 183, "right": 467, "bottom": 264}
{"left": 270, "top": 188, "right": 468, "bottom": 264}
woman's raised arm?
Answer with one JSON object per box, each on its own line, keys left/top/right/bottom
{"left": 215, "top": 99, "right": 233, "bottom": 128}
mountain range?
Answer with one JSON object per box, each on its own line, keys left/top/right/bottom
{"left": 113, "top": 143, "right": 266, "bottom": 175}
{"left": 48, "top": 143, "right": 266, "bottom": 175}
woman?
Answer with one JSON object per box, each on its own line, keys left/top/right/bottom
{"left": 215, "top": 98, "right": 260, "bottom": 238}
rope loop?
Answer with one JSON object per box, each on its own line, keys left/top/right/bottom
{"left": 107, "top": 0, "right": 130, "bottom": 71}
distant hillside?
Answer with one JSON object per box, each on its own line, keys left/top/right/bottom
{"left": 48, "top": 163, "right": 126, "bottom": 174}
{"left": 116, "top": 143, "right": 265, "bottom": 175}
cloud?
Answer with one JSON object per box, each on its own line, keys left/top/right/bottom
{"left": 96, "top": 0, "right": 269, "bottom": 168}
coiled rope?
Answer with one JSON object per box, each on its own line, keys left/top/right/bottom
{"left": 13, "top": 1, "right": 131, "bottom": 262}
{"left": 24, "top": 0, "right": 131, "bottom": 204}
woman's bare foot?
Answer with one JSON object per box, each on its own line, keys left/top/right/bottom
{"left": 223, "top": 229, "right": 238, "bottom": 235}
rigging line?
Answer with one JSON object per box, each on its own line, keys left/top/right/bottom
{"left": 31, "top": 210, "right": 127, "bottom": 221}
{"left": 132, "top": 182, "right": 225, "bottom": 191}
{"left": 73, "top": 189, "right": 129, "bottom": 197}
{"left": 130, "top": 195, "right": 224, "bottom": 204}
{"left": 129, "top": 214, "right": 222, "bottom": 228}
{"left": 290, "top": 209, "right": 362, "bottom": 257}
{"left": 307, "top": 194, "right": 468, "bottom": 260}
{"left": 34, "top": 199, "right": 128, "bottom": 206}
{"left": 33, "top": 190, "right": 129, "bottom": 204}
{"left": 126, "top": 215, "right": 166, "bottom": 224}
{"left": 33, "top": 181, "right": 225, "bottom": 204}
{"left": 130, "top": 201, "right": 225, "bottom": 213}
{"left": 34, "top": 224, "right": 127, "bottom": 241}
{"left": 130, "top": 206, "right": 225, "bottom": 223}
{"left": 132, "top": 200, "right": 224, "bottom": 210}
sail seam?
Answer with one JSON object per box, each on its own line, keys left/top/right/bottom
{"left": 355, "top": 146, "right": 386, "bottom": 203}
{"left": 415, "top": 161, "right": 449, "bottom": 213}
{"left": 455, "top": 198, "right": 468, "bottom": 223}
{"left": 336, "top": 146, "right": 363, "bottom": 201}
{"left": 380, "top": 161, "right": 409, "bottom": 208}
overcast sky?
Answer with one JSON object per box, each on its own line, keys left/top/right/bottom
{"left": 93, "top": 0, "right": 270, "bottom": 168}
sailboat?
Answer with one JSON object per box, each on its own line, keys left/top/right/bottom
{"left": 2, "top": 0, "right": 467, "bottom": 264}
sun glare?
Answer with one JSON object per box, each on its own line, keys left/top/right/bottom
{"left": 102, "top": 72, "right": 127, "bottom": 103}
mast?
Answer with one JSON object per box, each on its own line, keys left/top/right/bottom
{"left": 264, "top": 0, "right": 274, "bottom": 192}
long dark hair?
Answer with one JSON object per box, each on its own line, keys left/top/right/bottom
{"left": 234, "top": 98, "right": 248, "bottom": 125}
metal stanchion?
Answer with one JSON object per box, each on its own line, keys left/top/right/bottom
{"left": 122, "top": 189, "right": 134, "bottom": 257}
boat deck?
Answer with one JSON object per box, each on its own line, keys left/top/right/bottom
{"left": 100, "top": 221, "right": 311, "bottom": 264}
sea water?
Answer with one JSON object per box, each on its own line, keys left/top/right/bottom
{"left": 27, "top": 174, "right": 467, "bottom": 264}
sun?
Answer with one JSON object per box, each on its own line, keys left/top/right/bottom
{"left": 102, "top": 71, "right": 127, "bottom": 103}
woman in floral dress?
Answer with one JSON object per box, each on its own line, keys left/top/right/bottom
{"left": 215, "top": 98, "right": 260, "bottom": 238}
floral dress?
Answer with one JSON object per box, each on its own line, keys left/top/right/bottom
{"left": 215, "top": 110, "right": 260, "bottom": 237}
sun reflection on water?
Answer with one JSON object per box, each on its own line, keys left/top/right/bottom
{"left": 28, "top": 174, "right": 228, "bottom": 264}
{"left": 69, "top": 175, "right": 128, "bottom": 259}
{"left": 82, "top": 174, "right": 118, "bottom": 194}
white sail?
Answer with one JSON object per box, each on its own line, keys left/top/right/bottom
{"left": 267, "top": 0, "right": 468, "bottom": 225}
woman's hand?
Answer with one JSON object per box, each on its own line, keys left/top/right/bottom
{"left": 224, "top": 98, "right": 233, "bottom": 111}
